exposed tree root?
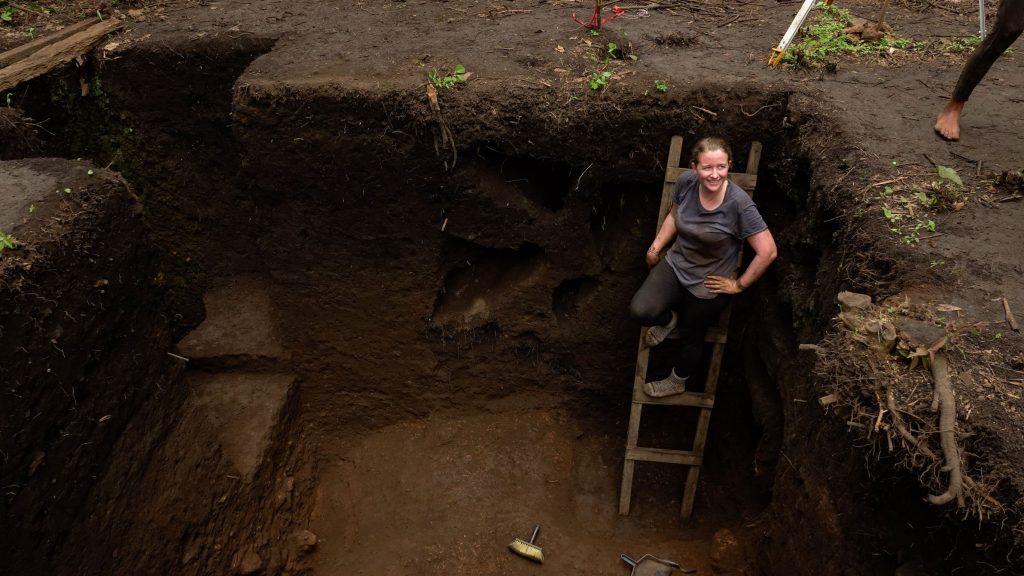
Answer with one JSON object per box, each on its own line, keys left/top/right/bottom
{"left": 886, "top": 385, "right": 937, "bottom": 463}
{"left": 925, "top": 351, "right": 964, "bottom": 507}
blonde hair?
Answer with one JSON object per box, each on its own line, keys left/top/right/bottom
{"left": 689, "top": 137, "right": 732, "bottom": 166}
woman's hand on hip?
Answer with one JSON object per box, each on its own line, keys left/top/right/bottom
{"left": 645, "top": 247, "right": 661, "bottom": 268}
{"left": 704, "top": 275, "right": 743, "bottom": 295}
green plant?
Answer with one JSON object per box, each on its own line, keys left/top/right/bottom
{"left": 607, "top": 42, "right": 617, "bottom": 56}
{"left": 782, "top": 3, "right": 925, "bottom": 66}
{"left": 589, "top": 70, "right": 612, "bottom": 90}
{"left": 936, "top": 165, "right": 962, "bottom": 187}
{"left": 0, "top": 231, "right": 19, "bottom": 253}
{"left": 654, "top": 80, "right": 668, "bottom": 93}
{"left": 941, "top": 35, "right": 982, "bottom": 54}
{"left": 1, "top": 4, "right": 15, "bottom": 23}
{"left": 428, "top": 64, "right": 467, "bottom": 89}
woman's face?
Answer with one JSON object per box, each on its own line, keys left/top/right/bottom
{"left": 693, "top": 149, "right": 731, "bottom": 195}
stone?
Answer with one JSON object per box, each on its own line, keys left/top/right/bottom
{"left": 290, "top": 529, "right": 318, "bottom": 556}
{"left": 837, "top": 291, "right": 872, "bottom": 310}
{"left": 709, "top": 528, "right": 746, "bottom": 573}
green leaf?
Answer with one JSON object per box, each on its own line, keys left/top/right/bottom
{"left": 936, "top": 165, "right": 963, "bottom": 186}
{"left": 454, "top": 64, "right": 465, "bottom": 75}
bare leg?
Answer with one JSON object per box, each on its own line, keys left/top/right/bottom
{"left": 936, "top": 0, "right": 1024, "bottom": 140}
{"left": 935, "top": 98, "right": 965, "bottom": 141}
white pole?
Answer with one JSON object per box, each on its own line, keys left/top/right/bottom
{"left": 979, "top": 0, "right": 987, "bottom": 39}
{"left": 769, "top": 0, "right": 819, "bottom": 64}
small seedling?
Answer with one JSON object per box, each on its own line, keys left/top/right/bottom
{"left": 0, "top": 231, "right": 19, "bottom": 253}
{"left": 87, "top": 169, "right": 95, "bottom": 176}
{"left": 654, "top": 80, "right": 668, "bottom": 93}
{"left": 428, "top": 64, "right": 468, "bottom": 89}
{"left": 936, "top": 165, "right": 962, "bottom": 187}
{"left": 62, "top": 187, "right": 72, "bottom": 194}
{"left": 941, "top": 35, "right": 981, "bottom": 54}
{"left": 4, "top": 92, "right": 11, "bottom": 106}
{"left": 1, "top": 5, "right": 15, "bottom": 23}
{"left": 589, "top": 71, "right": 612, "bottom": 90}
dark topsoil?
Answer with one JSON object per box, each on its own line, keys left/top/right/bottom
{"left": 2, "top": 0, "right": 1024, "bottom": 575}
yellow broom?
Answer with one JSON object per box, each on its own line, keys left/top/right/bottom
{"left": 508, "top": 525, "right": 544, "bottom": 563}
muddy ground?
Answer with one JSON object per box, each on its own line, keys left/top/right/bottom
{"left": 2, "top": 0, "right": 1024, "bottom": 575}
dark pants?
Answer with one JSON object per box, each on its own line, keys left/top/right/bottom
{"left": 953, "top": 0, "right": 1024, "bottom": 102}
{"left": 629, "top": 259, "right": 730, "bottom": 379}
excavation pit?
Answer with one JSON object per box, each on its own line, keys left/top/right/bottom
{"left": 3, "top": 15, "right": 1022, "bottom": 576}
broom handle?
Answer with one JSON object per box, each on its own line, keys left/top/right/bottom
{"left": 528, "top": 525, "right": 540, "bottom": 544}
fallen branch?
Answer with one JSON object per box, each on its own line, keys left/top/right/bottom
{"left": 1003, "top": 297, "right": 1020, "bottom": 332}
{"left": 927, "top": 350, "right": 964, "bottom": 507}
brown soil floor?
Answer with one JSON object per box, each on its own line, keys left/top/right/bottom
{"left": 3, "top": 0, "right": 1024, "bottom": 574}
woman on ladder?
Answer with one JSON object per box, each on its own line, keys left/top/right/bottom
{"left": 629, "top": 137, "right": 778, "bottom": 397}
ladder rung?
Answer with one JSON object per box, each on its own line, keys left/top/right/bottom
{"left": 646, "top": 326, "right": 727, "bottom": 346}
{"left": 626, "top": 447, "right": 703, "bottom": 466}
{"left": 665, "top": 167, "right": 757, "bottom": 191}
{"left": 630, "top": 390, "right": 715, "bottom": 408}
{"left": 704, "top": 327, "right": 727, "bottom": 344}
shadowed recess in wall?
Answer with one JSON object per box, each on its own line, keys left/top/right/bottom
{"left": 432, "top": 241, "right": 548, "bottom": 329}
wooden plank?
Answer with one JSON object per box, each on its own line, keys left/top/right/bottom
{"left": 0, "top": 19, "right": 121, "bottom": 92}
{"left": 619, "top": 459, "right": 637, "bottom": 515}
{"left": 619, "top": 400, "right": 645, "bottom": 515}
{"left": 0, "top": 18, "right": 100, "bottom": 69}
{"left": 631, "top": 390, "right": 715, "bottom": 408}
{"left": 657, "top": 135, "right": 684, "bottom": 222}
{"left": 746, "top": 141, "right": 763, "bottom": 175}
{"left": 626, "top": 447, "right": 702, "bottom": 466}
{"left": 681, "top": 464, "right": 702, "bottom": 517}
{"left": 704, "top": 327, "right": 727, "bottom": 344}
{"left": 665, "top": 167, "right": 756, "bottom": 192}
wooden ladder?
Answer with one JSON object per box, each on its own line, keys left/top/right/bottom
{"left": 619, "top": 136, "right": 762, "bottom": 518}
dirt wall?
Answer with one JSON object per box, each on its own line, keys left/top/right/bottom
{"left": 0, "top": 158, "right": 179, "bottom": 573}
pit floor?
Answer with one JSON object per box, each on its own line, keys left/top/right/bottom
{"left": 308, "top": 389, "right": 759, "bottom": 576}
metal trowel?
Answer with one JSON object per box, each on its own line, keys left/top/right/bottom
{"left": 621, "top": 553, "right": 696, "bottom": 576}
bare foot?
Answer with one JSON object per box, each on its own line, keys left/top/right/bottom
{"left": 935, "top": 99, "right": 964, "bottom": 141}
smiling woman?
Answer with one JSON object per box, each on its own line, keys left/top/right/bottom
{"left": 628, "top": 136, "right": 777, "bottom": 398}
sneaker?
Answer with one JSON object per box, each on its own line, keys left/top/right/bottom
{"left": 644, "top": 310, "right": 677, "bottom": 347}
{"left": 644, "top": 370, "right": 688, "bottom": 398}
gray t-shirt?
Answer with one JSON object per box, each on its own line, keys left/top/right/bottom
{"left": 666, "top": 171, "right": 768, "bottom": 299}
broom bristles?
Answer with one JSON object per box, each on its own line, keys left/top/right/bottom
{"left": 508, "top": 538, "right": 544, "bottom": 563}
